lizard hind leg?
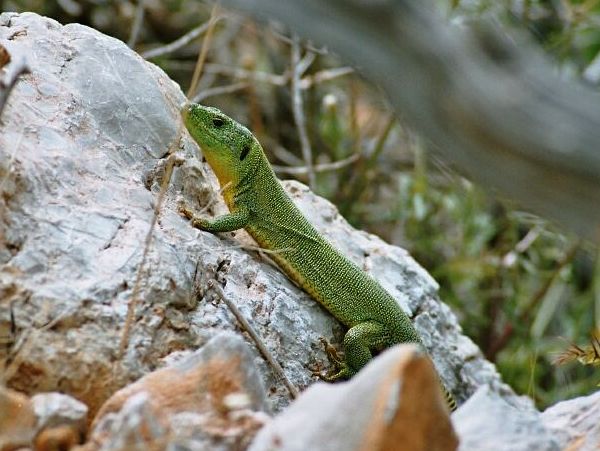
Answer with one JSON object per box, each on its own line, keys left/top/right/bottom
{"left": 324, "top": 320, "right": 390, "bottom": 381}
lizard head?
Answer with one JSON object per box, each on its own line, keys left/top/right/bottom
{"left": 182, "top": 103, "right": 260, "bottom": 187}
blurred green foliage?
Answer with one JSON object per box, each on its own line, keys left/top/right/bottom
{"left": 4, "top": 0, "right": 600, "bottom": 407}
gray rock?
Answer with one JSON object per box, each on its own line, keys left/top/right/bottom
{"left": 1, "top": 9, "right": 599, "bottom": 451}
{"left": 250, "top": 344, "right": 458, "bottom": 451}
{"left": 89, "top": 333, "right": 268, "bottom": 450}
{"left": 0, "top": 10, "right": 514, "bottom": 417}
{"left": 452, "top": 385, "right": 559, "bottom": 451}
{"left": 453, "top": 386, "right": 600, "bottom": 450}
{"left": 31, "top": 392, "right": 88, "bottom": 434}
{"left": 93, "top": 392, "right": 168, "bottom": 451}
{"left": 541, "top": 390, "right": 600, "bottom": 451}
{"left": 91, "top": 332, "right": 267, "bottom": 423}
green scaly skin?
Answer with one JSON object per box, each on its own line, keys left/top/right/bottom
{"left": 181, "top": 103, "right": 457, "bottom": 411}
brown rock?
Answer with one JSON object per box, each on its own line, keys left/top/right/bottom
{"left": 250, "top": 344, "right": 458, "bottom": 451}
{"left": 87, "top": 333, "right": 267, "bottom": 450}
{"left": 0, "top": 387, "right": 36, "bottom": 451}
{"left": 34, "top": 425, "right": 79, "bottom": 451}
{"left": 362, "top": 349, "right": 457, "bottom": 451}
{"left": 31, "top": 392, "right": 88, "bottom": 438}
{"left": 92, "top": 335, "right": 265, "bottom": 426}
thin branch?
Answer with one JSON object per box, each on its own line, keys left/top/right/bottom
{"left": 299, "top": 66, "right": 354, "bottom": 89}
{"left": 269, "top": 29, "right": 329, "bottom": 55}
{"left": 195, "top": 63, "right": 349, "bottom": 90}
{"left": 221, "top": 0, "right": 600, "bottom": 241}
{"left": 142, "top": 17, "right": 220, "bottom": 59}
{"left": 520, "top": 242, "right": 580, "bottom": 322}
{"left": 272, "top": 153, "right": 360, "bottom": 175}
{"left": 186, "top": 11, "right": 220, "bottom": 101}
{"left": 127, "top": 0, "right": 146, "bottom": 48}
{"left": 56, "top": 0, "right": 82, "bottom": 15}
{"left": 192, "top": 81, "right": 249, "bottom": 102}
{"left": 296, "top": 51, "right": 316, "bottom": 76}
{"left": 291, "top": 36, "right": 316, "bottom": 189}
{"left": 119, "top": 5, "right": 220, "bottom": 357}
{"left": 118, "top": 154, "right": 183, "bottom": 357}
{"left": 502, "top": 225, "right": 543, "bottom": 267}
{"left": 271, "top": 144, "right": 303, "bottom": 166}
{"left": 203, "top": 63, "right": 289, "bottom": 85}
{"left": 209, "top": 280, "right": 299, "bottom": 399}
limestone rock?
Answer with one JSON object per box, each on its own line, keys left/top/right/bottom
{"left": 27, "top": 392, "right": 88, "bottom": 450}
{"left": 0, "top": 10, "right": 514, "bottom": 419}
{"left": 31, "top": 392, "right": 88, "bottom": 436}
{"left": 452, "top": 386, "right": 560, "bottom": 451}
{"left": 87, "top": 332, "right": 267, "bottom": 450}
{"left": 0, "top": 387, "right": 36, "bottom": 450}
{"left": 34, "top": 425, "right": 81, "bottom": 451}
{"left": 541, "top": 390, "right": 600, "bottom": 451}
{"left": 1, "top": 9, "right": 599, "bottom": 451}
{"left": 88, "top": 392, "right": 168, "bottom": 451}
{"left": 452, "top": 387, "right": 600, "bottom": 450}
{"left": 250, "top": 344, "right": 458, "bottom": 451}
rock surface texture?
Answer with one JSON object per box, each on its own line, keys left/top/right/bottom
{"left": 0, "top": 11, "right": 598, "bottom": 451}
{"left": 87, "top": 333, "right": 268, "bottom": 450}
{"left": 249, "top": 344, "right": 459, "bottom": 451}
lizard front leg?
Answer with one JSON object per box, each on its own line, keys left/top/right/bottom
{"left": 180, "top": 204, "right": 250, "bottom": 232}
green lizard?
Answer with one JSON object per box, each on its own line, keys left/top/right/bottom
{"left": 180, "top": 103, "right": 457, "bottom": 411}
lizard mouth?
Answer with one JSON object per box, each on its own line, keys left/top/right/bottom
{"left": 182, "top": 104, "right": 214, "bottom": 147}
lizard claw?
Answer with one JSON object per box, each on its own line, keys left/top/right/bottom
{"left": 319, "top": 365, "right": 353, "bottom": 381}
{"left": 319, "top": 336, "right": 343, "bottom": 365}
{"left": 178, "top": 203, "right": 194, "bottom": 220}
{"left": 315, "top": 336, "right": 354, "bottom": 381}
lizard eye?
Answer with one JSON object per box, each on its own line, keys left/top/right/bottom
{"left": 212, "top": 117, "right": 225, "bottom": 127}
{"left": 240, "top": 145, "right": 251, "bottom": 161}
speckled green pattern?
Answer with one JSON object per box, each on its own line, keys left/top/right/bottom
{"left": 182, "top": 103, "right": 456, "bottom": 410}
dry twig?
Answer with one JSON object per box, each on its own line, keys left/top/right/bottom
{"left": 193, "top": 81, "right": 250, "bottom": 102}
{"left": 299, "top": 66, "right": 354, "bottom": 89}
{"left": 203, "top": 63, "right": 289, "bottom": 85}
{"left": 209, "top": 280, "right": 299, "bottom": 399}
{"left": 222, "top": 0, "right": 600, "bottom": 240}
{"left": 290, "top": 36, "right": 316, "bottom": 189}
{"left": 142, "top": 17, "right": 221, "bottom": 59}
{"left": 127, "top": 0, "right": 146, "bottom": 48}
{"left": 119, "top": 6, "right": 220, "bottom": 357}
{"left": 272, "top": 153, "right": 360, "bottom": 175}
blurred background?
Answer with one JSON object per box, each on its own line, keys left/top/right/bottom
{"left": 3, "top": 0, "right": 600, "bottom": 408}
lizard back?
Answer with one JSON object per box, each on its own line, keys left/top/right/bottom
{"left": 236, "top": 156, "right": 423, "bottom": 346}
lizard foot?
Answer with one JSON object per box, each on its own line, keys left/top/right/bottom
{"left": 319, "top": 364, "right": 354, "bottom": 381}
{"left": 178, "top": 202, "right": 195, "bottom": 220}
{"left": 315, "top": 337, "right": 355, "bottom": 381}
{"left": 319, "top": 337, "right": 344, "bottom": 365}
{"left": 178, "top": 203, "right": 212, "bottom": 230}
